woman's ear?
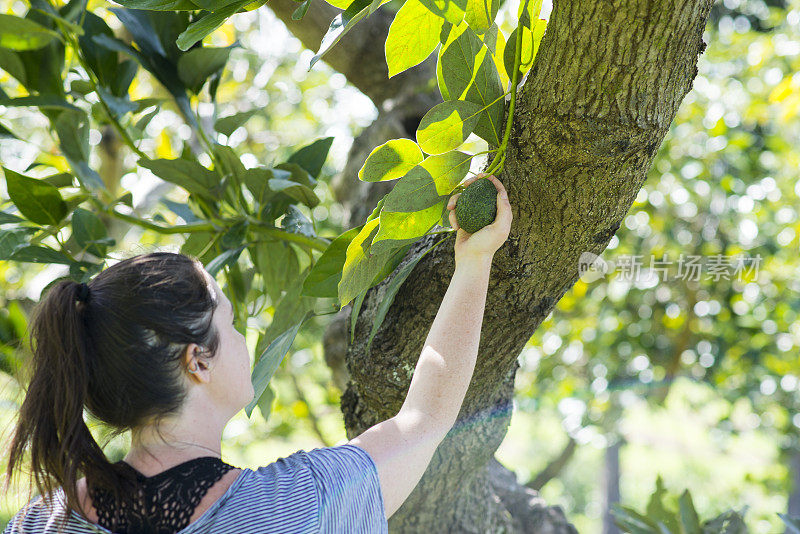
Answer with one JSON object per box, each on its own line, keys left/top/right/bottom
{"left": 183, "top": 344, "right": 211, "bottom": 384}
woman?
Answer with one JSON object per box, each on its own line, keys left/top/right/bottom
{"left": 3, "top": 173, "right": 512, "bottom": 534}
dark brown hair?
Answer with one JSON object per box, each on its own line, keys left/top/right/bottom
{"left": 4, "top": 251, "right": 222, "bottom": 526}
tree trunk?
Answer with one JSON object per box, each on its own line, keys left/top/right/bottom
{"left": 788, "top": 447, "right": 800, "bottom": 533}
{"left": 271, "top": 0, "right": 714, "bottom": 530}
{"left": 602, "top": 440, "right": 622, "bottom": 534}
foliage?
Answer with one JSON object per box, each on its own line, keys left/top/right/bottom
{"left": 511, "top": 0, "right": 799, "bottom": 529}
{"left": 0, "top": 0, "right": 555, "bottom": 416}
{"left": 611, "top": 476, "right": 749, "bottom": 534}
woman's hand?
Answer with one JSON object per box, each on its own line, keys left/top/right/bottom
{"left": 446, "top": 173, "right": 512, "bottom": 264}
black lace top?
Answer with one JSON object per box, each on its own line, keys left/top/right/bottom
{"left": 87, "top": 456, "right": 237, "bottom": 534}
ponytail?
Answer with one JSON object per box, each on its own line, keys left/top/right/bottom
{"left": 5, "top": 279, "right": 137, "bottom": 523}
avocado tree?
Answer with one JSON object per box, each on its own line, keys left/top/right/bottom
{"left": 0, "top": 0, "right": 718, "bottom": 530}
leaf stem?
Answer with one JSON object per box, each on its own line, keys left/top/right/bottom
{"left": 485, "top": 16, "right": 524, "bottom": 176}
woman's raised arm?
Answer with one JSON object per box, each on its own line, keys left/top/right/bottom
{"left": 348, "top": 174, "right": 513, "bottom": 520}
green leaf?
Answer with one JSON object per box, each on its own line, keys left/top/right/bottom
{"left": 286, "top": 137, "right": 334, "bottom": 179}
{"left": 0, "top": 14, "right": 60, "bottom": 51}
{"left": 176, "top": 0, "right": 250, "bottom": 51}
{"left": 14, "top": 6, "right": 66, "bottom": 96}
{"left": 0, "top": 122, "right": 19, "bottom": 140}
{"left": 53, "top": 108, "right": 105, "bottom": 192}
{"left": 0, "top": 96, "right": 79, "bottom": 111}
{"left": 368, "top": 240, "right": 413, "bottom": 289}
{"left": 205, "top": 246, "right": 245, "bottom": 277}
{"left": 281, "top": 205, "right": 316, "bottom": 238}
{"left": 301, "top": 226, "right": 361, "bottom": 298}
{"left": 701, "top": 510, "right": 748, "bottom": 534}
{"left": 139, "top": 157, "right": 220, "bottom": 196}
{"left": 0, "top": 211, "right": 26, "bottom": 225}
{"left": 4, "top": 167, "right": 68, "bottom": 226}
{"left": 292, "top": 0, "right": 311, "bottom": 20}
{"left": 518, "top": 0, "right": 543, "bottom": 29}
{"left": 463, "top": 0, "right": 497, "bottom": 33}
{"left": 243, "top": 167, "right": 278, "bottom": 208}
{"left": 41, "top": 173, "right": 74, "bottom": 188}
{"left": 610, "top": 503, "right": 660, "bottom": 534}
{"left": 418, "top": 0, "right": 466, "bottom": 26}
{"left": 177, "top": 45, "right": 236, "bottom": 94}
{"left": 503, "top": 18, "right": 545, "bottom": 86}
{"left": 385, "top": 0, "right": 443, "bottom": 78}
{"left": 110, "top": 0, "right": 200, "bottom": 9}
{"left": 72, "top": 208, "right": 110, "bottom": 258}
{"left": 483, "top": 23, "right": 509, "bottom": 88}
{"left": 58, "top": 0, "right": 89, "bottom": 22}
{"left": 0, "top": 227, "right": 39, "bottom": 260}
{"left": 181, "top": 231, "right": 219, "bottom": 265}
{"left": 214, "top": 108, "right": 259, "bottom": 137}
{"left": 79, "top": 13, "right": 124, "bottom": 92}
{"left": 96, "top": 85, "right": 138, "bottom": 119}
{"left": 274, "top": 162, "right": 317, "bottom": 188}
{"left": 381, "top": 150, "right": 471, "bottom": 212}
{"left": 366, "top": 234, "right": 448, "bottom": 352}
{"left": 416, "top": 99, "right": 483, "bottom": 154}
{"left": 254, "top": 266, "right": 315, "bottom": 356}
{"left": 268, "top": 178, "right": 320, "bottom": 208}
{"left": 54, "top": 108, "right": 89, "bottom": 162}
{"left": 252, "top": 241, "right": 300, "bottom": 302}
{"left": 10, "top": 245, "right": 73, "bottom": 265}
{"left": 439, "top": 23, "right": 479, "bottom": 99}
{"left": 358, "top": 138, "right": 424, "bottom": 182}
{"left": 220, "top": 220, "right": 249, "bottom": 249}
{"left": 339, "top": 217, "right": 407, "bottom": 307}
{"left": 320, "top": 0, "right": 350, "bottom": 8}
{"left": 256, "top": 384, "right": 275, "bottom": 421}
{"left": 440, "top": 26, "right": 504, "bottom": 145}
{"left": 678, "top": 490, "right": 702, "bottom": 534}
{"left": 0, "top": 48, "right": 27, "bottom": 86}
{"left": 646, "top": 476, "right": 680, "bottom": 534}
{"left": 245, "top": 310, "right": 314, "bottom": 417}
{"left": 310, "top": 0, "right": 391, "bottom": 69}
{"left": 370, "top": 202, "right": 444, "bottom": 254}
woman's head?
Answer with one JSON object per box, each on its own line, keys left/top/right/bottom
{"left": 4, "top": 251, "right": 253, "bottom": 519}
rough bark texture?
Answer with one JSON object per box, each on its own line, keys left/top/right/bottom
{"left": 273, "top": 0, "right": 714, "bottom": 531}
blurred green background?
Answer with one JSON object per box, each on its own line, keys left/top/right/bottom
{"left": 1, "top": 0, "right": 798, "bottom": 532}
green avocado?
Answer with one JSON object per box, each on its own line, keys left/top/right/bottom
{"left": 454, "top": 177, "right": 498, "bottom": 234}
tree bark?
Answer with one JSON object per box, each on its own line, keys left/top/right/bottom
{"left": 273, "top": 0, "right": 713, "bottom": 530}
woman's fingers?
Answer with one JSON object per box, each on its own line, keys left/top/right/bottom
{"left": 448, "top": 207, "right": 460, "bottom": 230}
{"left": 484, "top": 174, "right": 506, "bottom": 196}
{"left": 487, "top": 176, "right": 512, "bottom": 230}
{"left": 447, "top": 193, "right": 461, "bottom": 210}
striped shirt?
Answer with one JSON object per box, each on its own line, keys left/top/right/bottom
{"left": 3, "top": 444, "right": 388, "bottom": 534}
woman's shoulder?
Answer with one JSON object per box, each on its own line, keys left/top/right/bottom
{"left": 2, "top": 490, "right": 98, "bottom": 534}
{"left": 204, "top": 444, "right": 385, "bottom": 533}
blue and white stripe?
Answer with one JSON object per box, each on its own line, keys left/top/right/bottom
{"left": 3, "top": 444, "right": 388, "bottom": 534}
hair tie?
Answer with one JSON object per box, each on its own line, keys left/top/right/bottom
{"left": 77, "top": 282, "right": 91, "bottom": 303}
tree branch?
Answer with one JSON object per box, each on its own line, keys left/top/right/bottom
{"left": 338, "top": 0, "right": 714, "bottom": 530}
{"left": 266, "top": 0, "right": 436, "bottom": 106}
{"left": 527, "top": 435, "right": 578, "bottom": 492}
